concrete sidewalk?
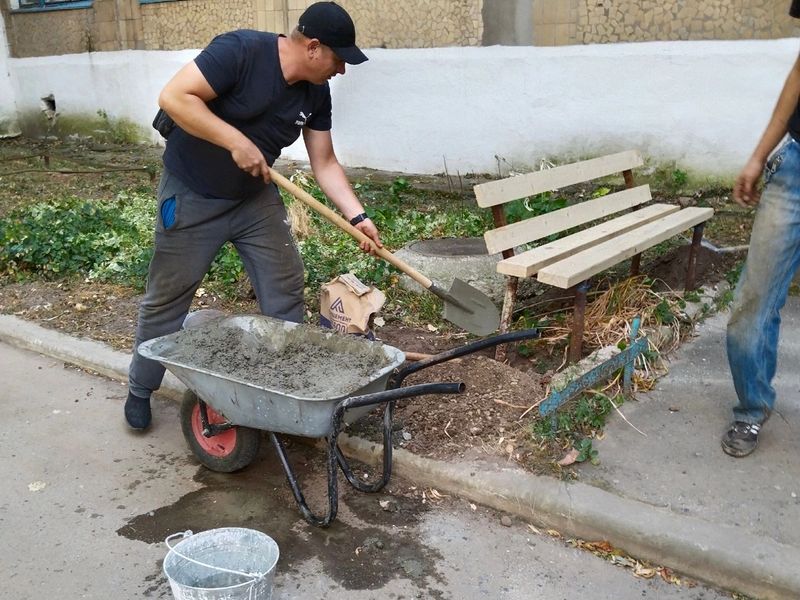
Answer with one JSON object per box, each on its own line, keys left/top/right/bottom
{"left": 1, "top": 307, "right": 799, "bottom": 599}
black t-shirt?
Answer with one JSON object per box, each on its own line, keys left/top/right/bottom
{"left": 790, "top": 101, "right": 800, "bottom": 144}
{"left": 163, "top": 30, "right": 333, "bottom": 200}
{"left": 788, "top": 3, "right": 800, "bottom": 140}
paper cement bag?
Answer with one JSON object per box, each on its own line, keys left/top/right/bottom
{"left": 320, "top": 273, "right": 385, "bottom": 338}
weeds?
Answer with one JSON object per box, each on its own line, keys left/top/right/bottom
{"left": 531, "top": 392, "right": 619, "bottom": 440}
{"left": 0, "top": 172, "right": 488, "bottom": 322}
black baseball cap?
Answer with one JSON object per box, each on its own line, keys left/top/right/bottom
{"left": 298, "top": 2, "right": 368, "bottom": 65}
{"left": 792, "top": 0, "right": 800, "bottom": 18}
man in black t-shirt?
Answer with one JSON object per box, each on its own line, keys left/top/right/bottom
{"left": 125, "top": 2, "right": 381, "bottom": 430}
{"left": 723, "top": 2, "right": 800, "bottom": 457}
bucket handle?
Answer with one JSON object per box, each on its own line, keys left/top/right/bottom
{"left": 165, "top": 530, "right": 266, "bottom": 581}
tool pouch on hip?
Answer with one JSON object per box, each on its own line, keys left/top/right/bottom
{"left": 152, "top": 109, "right": 176, "bottom": 139}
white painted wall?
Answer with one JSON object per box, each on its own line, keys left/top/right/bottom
{"left": 0, "top": 10, "right": 21, "bottom": 137}
{"left": 10, "top": 49, "right": 196, "bottom": 138}
{"left": 8, "top": 39, "right": 800, "bottom": 177}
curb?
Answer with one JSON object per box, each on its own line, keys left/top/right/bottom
{"left": 1, "top": 314, "right": 798, "bottom": 600}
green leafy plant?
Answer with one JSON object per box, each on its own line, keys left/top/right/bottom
{"left": 96, "top": 109, "right": 144, "bottom": 144}
{"left": 672, "top": 168, "right": 688, "bottom": 189}
{"left": 725, "top": 263, "right": 744, "bottom": 289}
{"left": 575, "top": 438, "right": 599, "bottom": 464}
{"left": 652, "top": 299, "right": 676, "bottom": 324}
{"left": 683, "top": 290, "right": 701, "bottom": 303}
{"left": 531, "top": 392, "right": 619, "bottom": 440}
{"left": 207, "top": 244, "right": 246, "bottom": 291}
{"left": 0, "top": 193, "right": 153, "bottom": 285}
{"left": 504, "top": 192, "right": 568, "bottom": 224}
{"left": 390, "top": 177, "right": 411, "bottom": 199}
{"left": 716, "top": 287, "right": 735, "bottom": 310}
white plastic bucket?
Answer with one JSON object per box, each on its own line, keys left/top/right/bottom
{"left": 163, "top": 528, "right": 279, "bottom": 600}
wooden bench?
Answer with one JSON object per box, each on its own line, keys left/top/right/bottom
{"left": 473, "top": 150, "right": 714, "bottom": 362}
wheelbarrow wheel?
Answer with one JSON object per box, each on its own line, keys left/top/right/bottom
{"left": 180, "top": 392, "right": 261, "bottom": 473}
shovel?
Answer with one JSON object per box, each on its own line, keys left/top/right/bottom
{"left": 269, "top": 168, "right": 500, "bottom": 336}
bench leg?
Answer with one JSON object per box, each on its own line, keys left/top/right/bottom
{"left": 685, "top": 223, "right": 706, "bottom": 291}
{"left": 630, "top": 254, "right": 641, "bottom": 277}
{"left": 495, "top": 276, "right": 519, "bottom": 362}
{"left": 569, "top": 280, "right": 591, "bottom": 364}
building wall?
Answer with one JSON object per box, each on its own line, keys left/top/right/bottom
{"left": 572, "top": 0, "right": 800, "bottom": 46}
{"left": 140, "top": 0, "right": 255, "bottom": 50}
{"left": 6, "top": 0, "right": 799, "bottom": 58}
{"left": 4, "top": 6, "right": 94, "bottom": 56}
{"left": 0, "top": 8, "right": 20, "bottom": 136}
{"left": 339, "top": 0, "right": 483, "bottom": 49}
{"left": 10, "top": 40, "right": 799, "bottom": 178}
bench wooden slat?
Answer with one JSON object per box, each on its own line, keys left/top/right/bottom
{"left": 474, "top": 150, "right": 644, "bottom": 208}
{"left": 484, "top": 184, "right": 651, "bottom": 255}
{"left": 496, "top": 203, "right": 680, "bottom": 278}
{"left": 536, "top": 207, "right": 714, "bottom": 288}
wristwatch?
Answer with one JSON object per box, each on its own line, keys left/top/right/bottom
{"left": 349, "top": 212, "right": 369, "bottom": 226}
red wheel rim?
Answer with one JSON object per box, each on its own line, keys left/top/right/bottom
{"left": 191, "top": 403, "right": 238, "bottom": 457}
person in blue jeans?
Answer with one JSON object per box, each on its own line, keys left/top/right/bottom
{"left": 723, "top": 1, "right": 800, "bottom": 457}
{"left": 125, "top": 2, "right": 382, "bottom": 430}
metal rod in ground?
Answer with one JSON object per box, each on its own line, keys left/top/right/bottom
{"left": 540, "top": 333, "right": 649, "bottom": 417}
{"left": 623, "top": 316, "right": 641, "bottom": 396}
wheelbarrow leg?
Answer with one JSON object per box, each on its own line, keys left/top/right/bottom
{"left": 333, "top": 400, "right": 395, "bottom": 493}
{"left": 272, "top": 383, "right": 464, "bottom": 528}
{"left": 269, "top": 431, "right": 339, "bottom": 528}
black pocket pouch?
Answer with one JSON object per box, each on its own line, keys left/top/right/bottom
{"left": 152, "top": 109, "right": 176, "bottom": 139}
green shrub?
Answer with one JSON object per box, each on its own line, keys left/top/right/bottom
{"left": 0, "top": 193, "right": 154, "bottom": 284}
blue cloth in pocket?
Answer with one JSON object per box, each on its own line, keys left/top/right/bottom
{"left": 161, "top": 196, "right": 176, "bottom": 229}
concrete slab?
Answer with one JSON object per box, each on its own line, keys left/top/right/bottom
{"left": 1, "top": 341, "right": 734, "bottom": 599}
{"left": 2, "top": 308, "right": 799, "bottom": 598}
{"left": 590, "top": 301, "right": 800, "bottom": 550}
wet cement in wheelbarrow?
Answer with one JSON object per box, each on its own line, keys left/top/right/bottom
{"left": 164, "top": 324, "right": 390, "bottom": 397}
{"left": 117, "top": 443, "right": 447, "bottom": 596}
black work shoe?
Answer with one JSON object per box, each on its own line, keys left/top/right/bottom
{"left": 721, "top": 421, "right": 761, "bottom": 457}
{"left": 124, "top": 392, "right": 152, "bottom": 430}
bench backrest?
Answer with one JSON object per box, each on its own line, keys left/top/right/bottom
{"left": 474, "top": 150, "right": 648, "bottom": 256}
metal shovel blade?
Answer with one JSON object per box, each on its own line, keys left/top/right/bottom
{"left": 439, "top": 278, "right": 500, "bottom": 336}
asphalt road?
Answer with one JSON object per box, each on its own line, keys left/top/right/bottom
{"left": 0, "top": 341, "right": 733, "bottom": 599}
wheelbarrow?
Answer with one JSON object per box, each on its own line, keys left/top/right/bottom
{"left": 138, "top": 314, "right": 538, "bottom": 527}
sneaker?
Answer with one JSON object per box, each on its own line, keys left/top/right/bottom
{"left": 124, "top": 392, "right": 152, "bottom": 430}
{"left": 721, "top": 421, "right": 761, "bottom": 457}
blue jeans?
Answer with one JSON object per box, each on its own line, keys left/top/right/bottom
{"left": 727, "top": 138, "right": 800, "bottom": 424}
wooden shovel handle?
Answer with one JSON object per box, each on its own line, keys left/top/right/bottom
{"left": 269, "top": 168, "right": 434, "bottom": 289}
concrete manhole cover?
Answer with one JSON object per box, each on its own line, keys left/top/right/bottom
{"left": 408, "top": 238, "right": 490, "bottom": 257}
{"left": 394, "top": 237, "right": 506, "bottom": 302}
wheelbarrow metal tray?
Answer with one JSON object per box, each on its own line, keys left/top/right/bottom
{"left": 137, "top": 315, "right": 405, "bottom": 438}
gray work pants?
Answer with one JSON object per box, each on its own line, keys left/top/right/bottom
{"left": 128, "top": 169, "right": 304, "bottom": 398}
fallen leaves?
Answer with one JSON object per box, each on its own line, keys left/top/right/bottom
{"left": 421, "top": 487, "right": 448, "bottom": 504}
{"left": 564, "top": 536, "right": 685, "bottom": 586}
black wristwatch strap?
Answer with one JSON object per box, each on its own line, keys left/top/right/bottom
{"left": 349, "top": 212, "right": 369, "bottom": 226}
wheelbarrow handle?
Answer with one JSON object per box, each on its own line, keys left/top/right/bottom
{"left": 338, "top": 382, "right": 464, "bottom": 412}
{"left": 392, "top": 328, "right": 540, "bottom": 388}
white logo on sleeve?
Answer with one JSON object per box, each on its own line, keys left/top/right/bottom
{"left": 294, "top": 111, "right": 312, "bottom": 126}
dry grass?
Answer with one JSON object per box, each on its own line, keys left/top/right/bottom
{"left": 284, "top": 171, "right": 318, "bottom": 240}
{"left": 534, "top": 277, "right": 689, "bottom": 391}
{"left": 538, "top": 277, "right": 683, "bottom": 351}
